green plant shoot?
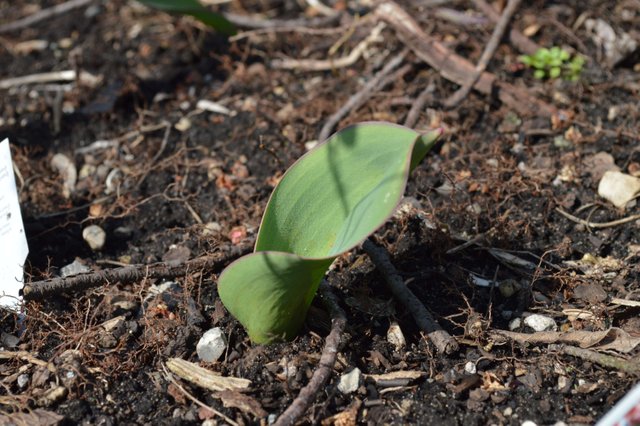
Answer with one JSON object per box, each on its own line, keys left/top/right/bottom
{"left": 218, "top": 122, "right": 442, "bottom": 344}
{"left": 137, "top": 0, "right": 235, "bottom": 35}
{"left": 520, "top": 47, "right": 585, "bottom": 81}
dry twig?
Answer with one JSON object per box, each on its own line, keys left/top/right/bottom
{"left": 0, "top": 0, "right": 95, "bottom": 34}
{"left": 162, "top": 364, "right": 239, "bottom": 426}
{"left": 376, "top": 1, "right": 556, "bottom": 117}
{"left": 23, "top": 243, "right": 252, "bottom": 300}
{"left": 444, "top": 0, "right": 522, "bottom": 108}
{"left": 403, "top": 83, "right": 435, "bottom": 128}
{"left": 0, "top": 70, "right": 101, "bottom": 90}
{"left": 471, "top": 0, "right": 540, "bottom": 54}
{"left": 318, "top": 48, "right": 408, "bottom": 141}
{"left": 551, "top": 344, "right": 640, "bottom": 375}
{"left": 362, "top": 239, "right": 459, "bottom": 354}
{"left": 272, "top": 23, "right": 385, "bottom": 71}
{"left": 274, "top": 282, "right": 347, "bottom": 426}
{"left": 555, "top": 207, "right": 640, "bottom": 229}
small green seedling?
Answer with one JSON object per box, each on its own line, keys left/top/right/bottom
{"left": 218, "top": 122, "right": 441, "bottom": 344}
{"left": 520, "top": 47, "right": 585, "bottom": 81}
{"left": 137, "top": 0, "right": 235, "bottom": 35}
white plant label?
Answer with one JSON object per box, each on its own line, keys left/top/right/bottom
{"left": 0, "top": 138, "right": 28, "bottom": 310}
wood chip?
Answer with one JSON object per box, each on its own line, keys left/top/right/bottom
{"left": 216, "top": 390, "right": 267, "bottom": 418}
{"left": 365, "top": 370, "right": 425, "bottom": 387}
{"left": 166, "top": 358, "right": 251, "bottom": 392}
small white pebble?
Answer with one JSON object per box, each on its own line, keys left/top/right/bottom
{"left": 464, "top": 361, "right": 477, "bottom": 374}
{"left": 387, "top": 322, "right": 406, "bottom": 350}
{"left": 82, "top": 225, "right": 106, "bottom": 251}
{"left": 337, "top": 368, "right": 361, "bottom": 394}
{"left": 509, "top": 317, "right": 522, "bottom": 330}
{"left": 524, "top": 314, "right": 557, "bottom": 332}
{"left": 196, "top": 328, "right": 227, "bottom": 362}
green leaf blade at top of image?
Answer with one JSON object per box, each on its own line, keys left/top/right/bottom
{"left": 137, "top": 0, "right": 235, "bottom": 35}
{"left": 218, "top": 122, "right": 441, "bottom": 344}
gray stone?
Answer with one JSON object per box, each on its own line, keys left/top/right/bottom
{"left": 196, "top": 328, "right": 227, "bottom": 362}
{"left": 17, "top": 373, "right": 29, "bottom": 389}
{"left": 337, "top": 368, "right": 361, "bottom": 394}
{"left": 524, "top": 314, "right": 557, "bottom": 332}
{"left": 82, "top": 225, "right": 106, "bottom": 251}
{"left": 61, "top": 259, "right": 91, "bottom": 277}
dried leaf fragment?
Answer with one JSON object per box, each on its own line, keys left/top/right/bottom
{"left": 0, "top": 409, "right": 64, "bottom": 426}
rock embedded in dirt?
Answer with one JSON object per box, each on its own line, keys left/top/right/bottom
{"left": 386, "top": 322, "right": 406, "bottom": 350}
{"left": 196, "top": 328, "right": 227, "bottom": 362}
{"left": 82, "top": 225, "right": 106, "bottom": 251}
{"left": 573, "top": 283, "right": 608, "bottom": 304}
{"left": 509, "top": 318, "right": 522, "bottom": 331}
{"left": 17, "top": 373, "right": 29, "bottom": 389}
{"left": 202, "top": 222, "right": 222, "bottom": 236}
{"left": 1, "top": 332, "right": 19, "bottom": 348}
{"left": 338, "top": 368, "right": 361, "bottom": 394}
{"left": 60, "top": 259, "right": 90, "bottom": 277}
{"left": 598, "top": 171, "right": 640, "bottom": 209}
{"left": 524, "top": 314, "right": 557, "bottom": 332}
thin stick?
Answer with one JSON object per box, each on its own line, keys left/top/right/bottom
{"left": 318, "top": 49, "right": 408, "bottom": 142}
{"left": 0, "top": 70, "right": 101, "bottom": 90}
{"left": 403, "top": 83, "right": 435, "bottom": 128}
{"left": 555, "top": 207, "right": 640, "bottom": 229}
{"left": 362, "top": 239, "right": 458, "bottom": 354}
{"left": 162, "top": 364, "right": 239, "bottom": 426}
{"left": 471, "top": 0, "right": 539, "bottom": 54}
{"left": 274, "top": 282, "right": 347, "bottom": 426}
{"left": 23, "top": 243, "right": 252, "bottom": 300}
{"left": 376, "top": 1, "right": 556, "bottom": 117}
{"left": 272, "top": 23, "right": 385, "bottom": 71}
{"left": 552, "top": 344, "right": 640, "bottom": 375}
{"left": 0, "top": 0, "right": 95, "bottom": 34}
{"left": 444, "top": 0, "right": 522, "bottom": 108}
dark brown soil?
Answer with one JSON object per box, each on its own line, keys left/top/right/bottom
{"left": 1, "top": 1, "right": 639, "bottom": 425}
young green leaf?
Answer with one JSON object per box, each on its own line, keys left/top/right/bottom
{"left": 137, "top": 0, "right": 235, "bottom": 35}
{"left": 218, "top": 122, "right": 441, "bottom": 344}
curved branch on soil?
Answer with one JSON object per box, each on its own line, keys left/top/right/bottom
{"left": 0, "top": 0, "right": 95, "bottom": 34}
{"left": 555, "top": 207, "right": 640, "bottom": 229}
{"left": 271, "top": 22, "right": 386, "bottom": 71}
{"left": 551, "top": 345, "right": 640, "bottom": 375}
{"left": 23, "top": 243, "right": 252, "bottom": 300}
{"left": 362, "top": 239, "right": 459, "bottom": 355}
{"left": 274, "top": 282, "right": 347, "bottom": 426}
